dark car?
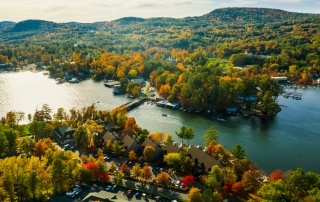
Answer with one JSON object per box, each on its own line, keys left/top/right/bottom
{"left": 135, "top": 192, "right": 141, "bottom": 198}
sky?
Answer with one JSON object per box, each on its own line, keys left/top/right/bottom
{"left": 1, "top": 0, "right": 320, "bottom": 23}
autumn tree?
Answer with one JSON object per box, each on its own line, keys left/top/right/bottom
{"left": 120, "top": 163, "right": 130, "bottom": 174}
{"left": 131, "top": 163, "right": 142, "bottom": 179}
{"left": 111, "top": 140, "right": 125, "bottom": 156}
{"left": 141, "top": 165, "right": 153, "bottom": 180}
{"left": 128, "top": 150, "right": 137, "bottom": 161}
{"left": 164, "top": 153, "right": 181, "bottom": 168}
{"left": 143, "top": 145, "right": 156, "bottom": 162}
{"left": 181, "top": 156, "right": 195, "bottom": 175}
{"left": 242, "top": 170, "right": 262, "bottom": 192}
{"left": 108, "top": 161, "right": 118, "bottom": 172}
{"left": 188, "top": 187, "right": 202, "bottom": 202}
{"left": 154, "top": 172, "right": 170, "bottom": 185}
{"left": 182, "top": 175, "right": 195, "bottom": 187}
{"left": 269, "top": 169, "right": 283, "bottom": 182}
{"left": 33, "top": 141, "right": 46, "bottom": 158}
{"left": 115, "top": 171, "right": 124, "bottom": 185}
{"left": 164, "top": 133, "right": 174, "bottom": 144}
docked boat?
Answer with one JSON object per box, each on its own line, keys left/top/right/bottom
{"left": 162, "top": 114, "right": 167, "bottom": 117}
{"left": 243, "top": 114, "right": 249, "bottom": 117}
{"left": 206, "top": 109, "right": 211, "bottom": 113}
{"left": 217, "top": 118, "right": 226, "bottom": 122}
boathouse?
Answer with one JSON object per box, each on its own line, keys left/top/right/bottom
{"left": 271, "top": 77, "right": 288, "bottom": 84}
{"left": 226, "top": 107, "right": 238, "bottom": 115}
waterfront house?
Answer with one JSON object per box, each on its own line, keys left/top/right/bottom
{"left": 163, "top": 142, "right": 180, "bottom": 155}
{"left": 52, "top": 124, "right": 75, "bottom": 145}
{"left": 101, "top": 131, "right": 117, "bottom": 144}
{"left": 121, "top": 135, "right": 140, "bottom": 157}
{"left": 187, "top": 146, "right": 223, "bottom": 174}
{"left": 141, "top": 139, "right": 162, "bottom": 162}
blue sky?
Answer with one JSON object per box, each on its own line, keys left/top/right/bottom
{"left": 1, "top": 0, "right": 319, "bottom": 23}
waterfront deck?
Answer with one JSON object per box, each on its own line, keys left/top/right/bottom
{"left": 104, "top": 80, "right": 120, "bottom": 87}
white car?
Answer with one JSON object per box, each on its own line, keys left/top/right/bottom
{"left": 175, "top": 180, "right": 180, "bottom": 187}
{"left": 65, "top": 192, "right": 75, "bottom": 198}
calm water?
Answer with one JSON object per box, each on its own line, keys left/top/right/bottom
{"left": 0, "top": 71, "right": 319, "bottom": 174}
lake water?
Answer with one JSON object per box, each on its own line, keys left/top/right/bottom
{"left": 0, "top": 71, "right": 319, "bottom": 174}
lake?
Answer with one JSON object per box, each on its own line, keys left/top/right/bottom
{"left": 0, "top": 71, "right": 319, "bottom": 174}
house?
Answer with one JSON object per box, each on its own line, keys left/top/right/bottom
{"left": 81, "top": 190, "right": 127, "bottom": 202}
{"left": 101, "top": 132, "right": 117, "bottom": 144}
{"left": 141, "top": 139, "right": 162, "bottom": 161}
{"left": 163, "top": 142, "right": 180, "bottom": 155}
{"left": 271, "top": 77, "right": 288, "bottom": 84}
{"left": 121, "top": 135, "right": 140, "bottom": 157}
{"left": 187, "top": 146, "right": 223, "bottom": 174}
{"left": 130, "top": 77, "right": 145, "bottom": 85}
{"left": 52, "top": 124, "right": 75, "bottom": 145}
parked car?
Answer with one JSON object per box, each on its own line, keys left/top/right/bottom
{"left": 111, "top": 185, "right": 117, "bottom": 191}
{"left": 135, "top": 192, "right": 141, "bottom": 197}
{"left": 155, "top": 196, "right": 161, "bottom": 201}
{"left": 126, "top": 189, "right": 133, "bottom": 196}
{"left": 175, "top": 180, "right": 180, "bottom": 187}
{"left": 63, "top": 144, "right": 71, "bottom": 150}
{"left": 105, "top": 185, "right": 112, "bottom": 191}
{"left": 65, "top": 192, "right": 75, "bottom": 198}
{"left": 104, "top": 156, "right": 111, "bottom": 161}
{"left": 180, "top": 182, "right": 186, "bottom": 188}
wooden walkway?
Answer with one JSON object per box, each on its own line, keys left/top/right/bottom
{"left": 119, "top": 97, "right": 146, "bottom": 110}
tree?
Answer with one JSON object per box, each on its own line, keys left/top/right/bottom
{"left": 188, "top": 187, "right": 202, "bottom": 202}
{"left": 185, "top": 128, "right": 195, "bottom": 146}
{"left": 164, "top": 133, "right": 174, "bottom": 144}
{"left": 3, "top": 129, "right": 17, "bottom": 152}
{"left": 182, "top": 175, "right": 195, "bottom": 187}
{"left": 138, "top": 129, "right": 149, "bottom": 143}
{"left": 175, "top": 126, "right": 187, "bottom": 144}
{"left": 164, "top": 153, "right": 181, "bottom": 168}
{"left": 143, "top": 146, "right": 155, "bottom": 162}
{"left": 202, "top": 189, "right": 221, "bottom": 202}
{"left": 120, "top": 163, "right": 130, "bottom": 174}
{"left": 128, "top": 150, "right": 137, "bottom": 161}
{"left": 257, "top": 180, "right": 287, "bottom": 201}
{"left": 231, "top": 182, "right": 244, "bottom": 196}
{"left": 0, "top": 132, "right": 9, "bottom": 155}
{"left": 115, "top": 171, "right": 124, "bottom": 185}
{"left": 203, "top": 126, "right": 219, "bottom": 146}
{"left": 154, "top": 172, "right": 170, "bottom": 185}
{"left": 141, "top": 165, "right": 153, "bottom": 180}
{"left": 242, "top": 170, "right": 262, "bottom": 192}
{"left": 131, "top": 163, "right": 142, "bottom": 179}
{"left": 270, "top": 169, "right": 283, "bottom": 182}
{"left": 108, "top": 161, "right": 118, "bottom": 172}
{"left": 99, "top": 172, "right": 110, "bottom": 182}
{"left": 206, "top": 165, "right": 221, "bottom": 190}
{"left": 220, "top": 166, "right": 237, "bottom": 184}
{"left": 181, "top": 156, "right": 194, "bottom": 175}
{"left": 33, "top": 141, "right": 46, "bottom": 158}
{"left": 230, "top": 144, "right": 246, "bottom": 160}
{"left": 18, "top": 136, "right": 35, "bottom": 155}
{"left": 74, "top": 125, "right": 89, "bottom": 150}
{"left": 111, "top": 141, "right": 125, "bottom": 156}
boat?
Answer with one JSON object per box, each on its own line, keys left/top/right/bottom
{"left": 97, "top": 101, "right": 100, "bottom": 103}
{"left": 195, "top": 109, "right": 201, "bottom": 113}
{"left": 162, "top": 114, "right": 167, "bottom": 117}
{"left": 217, "top": 118, "right": 226, "bottom": 122}
{"left": 206, "top": 109, "right": 211, "bottom": 113}
{"left": 243, "top": 114, "right": 249, "bottom": 117}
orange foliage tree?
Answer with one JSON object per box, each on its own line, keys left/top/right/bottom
{"left": 141, "top": 165, "right": 153, "bottom": 180}
{"left": 269, "top": 169, "right": 283, "bottom": 182}
{"left": 120, "top": 163, "right": 130, "bottom": 174}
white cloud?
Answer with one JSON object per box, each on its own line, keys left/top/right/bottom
{"left": 1, "top": 0, "right": 319, "bottom": 22}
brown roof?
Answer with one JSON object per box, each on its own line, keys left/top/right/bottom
{"left": 163, "top": 142, "right": 180, "bottom": 154}
{"left": 121, "top": 135, "right": 140, "bottom": 156}
{"left": 141, "top": 138, "right": 162, "bottom": 161}
{"left": 102, "top": 131, "right": 116, "bottom": 143}
{"left": 187, "top": 146, "right": 223, "bottom": 173}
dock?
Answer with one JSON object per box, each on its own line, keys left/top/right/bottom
{"left": 104, "top": 80, "right": 120, "bottom": 87}
{"left": 119, "top": 97, "right": 146, "bottom": 111}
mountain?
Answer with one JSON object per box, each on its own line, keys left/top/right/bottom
{"left": 198, "top": 7, "right": 319, "bottom": 24}
{"left": 0, "top": 21, "right": 16, "bottom": 30}
{"left": 67, "top": 22, "right": 80, "bottom": 25}
{"left": 11, "top": 19, "right": 57, "bottom": 32}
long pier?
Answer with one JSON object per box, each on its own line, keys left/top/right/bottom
{"left": 119, "top": 97, "right": 146, "bottom": 110}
